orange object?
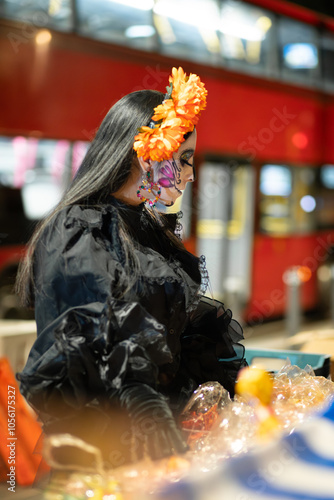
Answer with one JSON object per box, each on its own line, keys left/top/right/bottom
{"left": 236, "top": 366, "right": 281, "bottom": 440}
{"left": 0, "top": 357, "right": 50, "bottom": 486}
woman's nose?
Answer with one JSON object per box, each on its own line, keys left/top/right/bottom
{"left": 186, "top": 166, "right": 195, "bottom": 182}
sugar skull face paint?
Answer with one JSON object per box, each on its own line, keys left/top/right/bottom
{"left": 152, "top": 130, "right": 197, "bottom": 206}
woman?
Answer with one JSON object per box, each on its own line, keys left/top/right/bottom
{"left": 16, "top": 67, "right": 246, "bottom": 468}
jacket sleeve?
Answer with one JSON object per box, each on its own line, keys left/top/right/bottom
{"left": 180, "top": 296, "right": 247, "bottom": 397}
{"left": 17, "top": 207, "right": 173, "bottom": 420}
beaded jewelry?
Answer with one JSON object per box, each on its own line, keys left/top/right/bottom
{"left": 137, "top": 170, "right": 162, "bottom": 208}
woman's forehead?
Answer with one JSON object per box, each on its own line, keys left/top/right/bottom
{"left": 178, "top": 130, "right": 197, "bottom": 154}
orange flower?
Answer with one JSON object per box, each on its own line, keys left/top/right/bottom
{"left": 173, "top": 73, "right": 207, "bottom": 124}
{"left": 134, "top": 120, "right": 185, "bottom": 162}
{"left": 152, "top": 99, "right": 175, "bottom": 122}
{"left": 170, "top": 67, "right": 190, "bottom": 95}
{"left": 134, "top": 66, "right": 207, "bottom": 162}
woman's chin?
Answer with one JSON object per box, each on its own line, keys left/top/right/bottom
{"left": 159, "top": 198, "right": 174, "bottom": 207}
{"left": 158, "top": 188, "right": 182, "bottom": 207}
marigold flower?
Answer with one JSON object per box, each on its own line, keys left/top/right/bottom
{"left": 133, "top": 66, "right": 207, "bottom": 162}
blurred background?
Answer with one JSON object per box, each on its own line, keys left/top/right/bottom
{"left": 1, "top": 1, "right": 334, "bottom": 495}
{"left": 1, "top": 0, "right": 334, "bottom": 332}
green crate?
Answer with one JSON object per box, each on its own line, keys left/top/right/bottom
{"left": 245, "top": 348, "right": 331, "bottom": 378}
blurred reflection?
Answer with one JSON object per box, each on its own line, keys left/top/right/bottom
{"left": 3, "top": 0, "right": 73, "bottom": 31}
{"left": 278, "top": 17, "right": 320, "bottom": 87}
{"left": 76, "top": 0, "right": 156, "bottom": 50}
{"left": 322, "top": 32, "right": 334, "bottom": 92}
{"left": 220, "top": 0, "right": 277, "bottom": 77}
{"left": 1, "top": 0, "right": 333, "bottom": 92}
{"left": 153, "top": 0, "right": 221, "bottom": 64}
{"left": 0, "top": 136, "right": 88, "bottom": 318}
{"left": 258, "top": 164, "right": 334, "bottom": 236}
{"left": 317, "top": 165, "right": 334, "bottom": 229}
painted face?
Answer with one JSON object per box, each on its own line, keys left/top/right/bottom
{"left": 152, "top": 129, "right": 197, "bottom": 206}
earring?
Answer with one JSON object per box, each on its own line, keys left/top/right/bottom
{"left": 137, "top": 170, "right": 161, "bottom": 208}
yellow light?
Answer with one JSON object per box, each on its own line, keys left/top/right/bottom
{"left": 48, "top": 0, "right": 62, "bottom": 16}
{"left": 35, "top": 30, "right": 52, "bottom": 45}
{"left": 256, "top": 16, "right": 272, "bottom": 34}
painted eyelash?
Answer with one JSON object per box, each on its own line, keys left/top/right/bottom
{"left": 180, "top": 151, "right": 193, "bottom": 166}
{"left": 180, "top": 154, "right": 196, "bottom": 180}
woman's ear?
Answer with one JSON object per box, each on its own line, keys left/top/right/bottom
{"left": 138, "top": 156, "right": 152, "bottom": 173}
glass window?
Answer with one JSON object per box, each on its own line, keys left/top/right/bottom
{"left": 259, "top": 164, "right": 317, "bottom": 235}
{"left": 321, "top": 32, "right": 334, "bottom": 92}
{"left": 278, "top": 17, "right": 320, "bottom": 87}
{"left": 3, "top": 0, "right": 73, "bottom": 31}
{"left": 219, "top": 0, "right": 277, "bottom": 77}
{"left": 76, "top": 0, "right": 157, "bottom": 51}
{"left": 153, "top": 0, "right": 221, "bottom": 65}
{"left": 316, "top": 165, "right": 334, "bottom": 229}
{"left": 259, "top": 164, "right": 292, "bottom": 235}
{"left": 0, "top": 137, "right": 71, "bottom": 225}
{"left": 260, "top": 164, "right": 292, "bottom": 197}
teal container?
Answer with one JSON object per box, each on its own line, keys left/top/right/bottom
{"left": 245, "top": 348, "right": 331, "bottom": 377}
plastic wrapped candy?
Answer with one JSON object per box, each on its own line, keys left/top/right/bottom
{"left": 272, "top": 361, "right": 334, "bottom": 429}
{"left": 180, "top": 382, "right": 231, "bottom": 449}
{"left": 181, "top": 362, "right": 334, "bottom": 466}
{"left": 111, "top": 455, "right": 190, "bottom": 498}
{"left": 199, "top": 368, "right": 280, "bottom": 464}
{"left": 179, "top": 381, "right": 258, "bottom": 466}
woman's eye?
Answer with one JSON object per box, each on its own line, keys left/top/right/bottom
{"left": 180, "top": 153, "right": 193, "bottom": 166}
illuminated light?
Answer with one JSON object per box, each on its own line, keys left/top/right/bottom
{"left": 256, "top": 16, "right": 272, "bottom": 33}
{"left": 245, "top": 40, "right": 261, "bottom": 64}
{"left": 317, "top": 265, "right": 331, "bottom": 283}
{"left": 283, "top": 43, "right": 318, "bottom": 69}
{"left": 198, "top": 27, "right": 221, "bottom": 53}
{"left": 231, "top": 438, "right": 244, "bottom": 453}
{"left": 260, "top": 165, "right": 292, "bottom": 196}
{"left": 154, "top": 0, "right": 269, "bottom": 42}
{"left": 220, "top": 19, "right": 265, "bottom": 41}
{"left": 321, "top": 165, "right": 334, "bottom": 189}
{"left": 292, "top": 132, "right": 308, "bottom": 149}
{"left": 125, "top": 25, "right": 155, "bottom": 38}
{"left": 197, "top": 219, "right": 225, "bottom": 238}
{"left": 223, "top": 35, "right": 246, "bottom": 59}
{"left": 85, "top": 490, "right": 95, "bottom": 498}
{"left": 108, "top": 0, "right": 154, "bottom": 10}
{"left": 283, "top": 265, "right": 312, "bottom": 285}
{"left": 220, "top": 5, "right": 271, "bottom": 41}
{"left": 154, "top": 0, "right": 220, "bottom": 31}
{"left": 300, "top": 195, "right": 316, "bottom": 213}
{"left": 297, "top": 266, "right": 312, "bottom": 283}
{"left": 35, "top": 29, "right": 52, "bottom": 45}
{"left": 48, "top": 0, "right": 62, "bottom": 15}
{"left": 153, "top": 14, "right": 176, "bottom": 44}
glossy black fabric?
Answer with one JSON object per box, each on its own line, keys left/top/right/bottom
{"left": 18, "top": 196, "right": 246, "bottom": 464}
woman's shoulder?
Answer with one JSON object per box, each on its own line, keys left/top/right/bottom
{"left": 38, "top": 203, "right": 117, "bottom": 249}
{"left": 60, "top": 203, "right": 114, "bottom": 227}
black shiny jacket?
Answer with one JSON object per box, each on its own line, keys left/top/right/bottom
{"left": 18, "top": 198, "right": 246, "bottom": 426}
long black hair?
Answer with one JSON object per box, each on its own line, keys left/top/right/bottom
{"left": 16, "top": 89, "right": 186, "bottom": 307}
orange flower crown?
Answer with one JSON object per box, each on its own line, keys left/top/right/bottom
{"left": 133, "top": 67, "right": 207, "bottom": 162}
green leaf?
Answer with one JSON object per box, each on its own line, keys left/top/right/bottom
{"left": 165, "top": 82, "right": 173, "bottom": 99}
